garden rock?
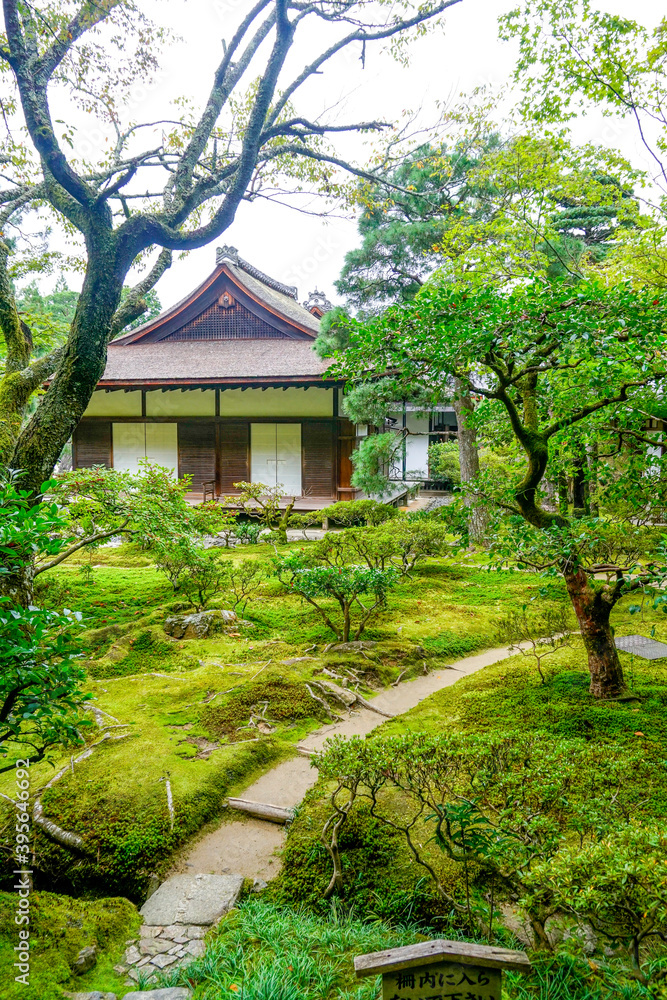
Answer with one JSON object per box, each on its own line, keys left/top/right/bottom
{"left": 545, "top": 915, "right": 598, "bottom": 955}
{"left": 163, "top": 610, "right": 236, "bottom": 640}
{"left": 121, "top": 990, "right": 192, "bottom": 1000}
{"left": 72, "top": 944, "right": 98, "bottom": 974}
{"left": 498, "top": 903, "right": 534, "bottom": 949}
{"left": 139, "top": 873, "right": 243, "bottom": 925}
{"left": 563, "top": 923, "right": 598, "bottom": 956}
{"left": 64, "top": 993, "right": 116, "bottom": 1000}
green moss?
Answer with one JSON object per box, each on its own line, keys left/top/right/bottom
{"left": 3, "top": 543, "right": 593, "bottom": 903}
{"left": 201, "top": 674, "right": 329, "bottom": 742}
{"left": 0, "top": 891, "right": 139, "bottom": 999}
{"left": 282, "top": 615, "right": 667, "bottom": 928}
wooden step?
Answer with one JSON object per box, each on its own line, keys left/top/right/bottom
{"left": 226, "top": 797, "right": 294, "bottom": 824}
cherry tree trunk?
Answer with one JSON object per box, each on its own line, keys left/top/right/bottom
{"left": 564, "top": 567, "right": 625, "bottom": 698}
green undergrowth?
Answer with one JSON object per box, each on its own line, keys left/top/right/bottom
{"left": 278, "top": 605, "right": 667, "bottom": 925}
{"left": 157, "top": 896, "right": 653, "bottom": 1000}
{"left": 0, "top": 891, "right": 139, "bottom": 1000}
{"left": 1, "top": 543, "right": 569, "bottom": 900}
{"left": 161, "top": 896, "right": 424, "bottom": 999}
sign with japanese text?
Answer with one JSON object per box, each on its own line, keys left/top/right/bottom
{"left": 382, "top": 960, "right": 502, "bottom": 1000}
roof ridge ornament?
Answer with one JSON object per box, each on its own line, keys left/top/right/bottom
{"left": 216, "top": 245, "right": 240, "bottom": 265}
{"left": 216, "top": 245, "right": 299, "bottom": 301}
{"left": 303, "top": 288, "right": 333, "bottom": 315}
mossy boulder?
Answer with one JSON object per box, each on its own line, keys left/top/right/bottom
{"left": 164, "top": 610, "right": 237, "bottom": 640}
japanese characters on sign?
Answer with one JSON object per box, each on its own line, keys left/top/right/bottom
{"left": 381, "top": 960, "right": 501, "bottom": 1000}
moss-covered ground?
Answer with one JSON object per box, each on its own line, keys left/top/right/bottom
{"left": 2, "top": 538, "right": 665, "bottom": 998}
{"left": 0, "top": 541, "right": 560, "bottom": 901}
{"left": 0, "top": 890, "right": 140, "bottom": 1000}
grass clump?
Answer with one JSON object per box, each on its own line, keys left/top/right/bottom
{"left": 162, "top": 895, "right": 423, "bottom": 999}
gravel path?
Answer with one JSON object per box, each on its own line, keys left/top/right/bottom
{"left": 170, "top": 644, "right": 516, "bottom": 881}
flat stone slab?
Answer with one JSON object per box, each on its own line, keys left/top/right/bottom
{"left": 139, "top": 873, "right": 243, "bottom": 926}
{"left": 121, "top": 990, "right": 192, "bottom": 1000}
{"left": 615, "top": 634, "right": 667, "bottom": 660}
{"left": 64, "top": 993, "right": 117, "bottom": 1000}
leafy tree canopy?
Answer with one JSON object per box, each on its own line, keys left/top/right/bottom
{"left": 0, "top": 0, "right": 464, "bottom": 490}
{"left": 499, "top": 2, "right": 667, "bottom": 286}
{"left": 333, "top": 278, "right": 667, "bottom": 698}
{"left": 335, "top": 133, "right": 502, "bottom": 309}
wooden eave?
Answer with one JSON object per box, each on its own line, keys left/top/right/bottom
{"left": 94, "top": 376, "right": 341, "bottom": 390}
{"left": 112, "top": 264, "right": 317, "bottom": 344}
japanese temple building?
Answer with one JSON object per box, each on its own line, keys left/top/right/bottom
{"left": 73, "top": 246, "right": 458, "bottom": 505}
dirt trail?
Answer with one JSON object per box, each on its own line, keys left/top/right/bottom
{"left": 170, "top": 645, "right": 515, "bottom": 881}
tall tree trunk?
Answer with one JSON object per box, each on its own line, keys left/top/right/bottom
{"left": 1, "top": 562, "right": 34, "bottom": 606}
{"left": 452, "top": 378, "right": 487, "bottom": 545}
{"left": 557, "top": 473, "right": 569, "bottom": 516}
{"left": 572, "top": 450, "right": 589, "bottom": 518}
{"left": 563, "top": 567, "right": 625, "bottom": 698}
{"left": 10, "top": 232, "right": 126, "bottom": 495}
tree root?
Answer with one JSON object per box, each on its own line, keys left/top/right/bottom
{"left": 392, "top": 668, "right": 409, "bottom": 687}
{"left": 32, "top": 731, "right": 131, "bottom": 855}
{"left": 354, "top": 692, "right": 393, "bottom": 717}
{"left": 85, "top": 704, "right": 121, "bottom": 726}
{"left": 305, "top": 683, "right": 336, "bottom": 720}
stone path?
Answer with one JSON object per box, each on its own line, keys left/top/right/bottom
{"left": 170, "top": 644, "right": 518, "bottom": 879}
{"left": 73, "top": 644, "right": 519, "bottom": 999}
{"left": 115, "top": 874, "right": 243, "bottom": 987}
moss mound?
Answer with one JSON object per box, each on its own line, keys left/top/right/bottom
{"left": 0, "top": 891, "right": 138, "bottom": 1000}
{"left": 1, "top": 738, "right": 281, "bottom": 900}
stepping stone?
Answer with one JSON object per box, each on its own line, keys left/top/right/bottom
{"left": 186, "top": 926, "right": 207, "bottom": 939}
{"left": 121, "top": 990, "right": 192, "bottom": 1000}
{"left": 183, "top": 939, "right": 205, "bottom": 958}
{"left": 63, "top": 993, "right": 117, "bottom": 1000}
{"left": 139, "top": 938, "right": 173, "bottom": 956}
{"left": 149, "top": 953, "right": 179, "bottom": 969}
{"left": 139, "top": 874, "right": 243, "bottom": 927}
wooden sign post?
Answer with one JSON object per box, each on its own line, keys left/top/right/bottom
{"left": 354, "top": 939, "right": 532, "bottom": 1000}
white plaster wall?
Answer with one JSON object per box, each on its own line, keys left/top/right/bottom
{"left": 84, "top": 390, "right": 142, "bottom": 417}
{"left": 112, "top": 422, "right": 177, "bottom": 476}
{"left": 219, "top": 387, "right": 333, "bottom": 417}
{"left": 146, "top": 424, "right": 178, "bottom": 473}
{"left": 405, "top": 415, "right": 430, "bottom": 478}
{"left": 146, "top": 389, "right": 215, "bottom": 417}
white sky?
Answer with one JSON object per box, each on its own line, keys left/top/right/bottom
{"left": 33, "top": 0, "right": 666, "bottom": 309}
